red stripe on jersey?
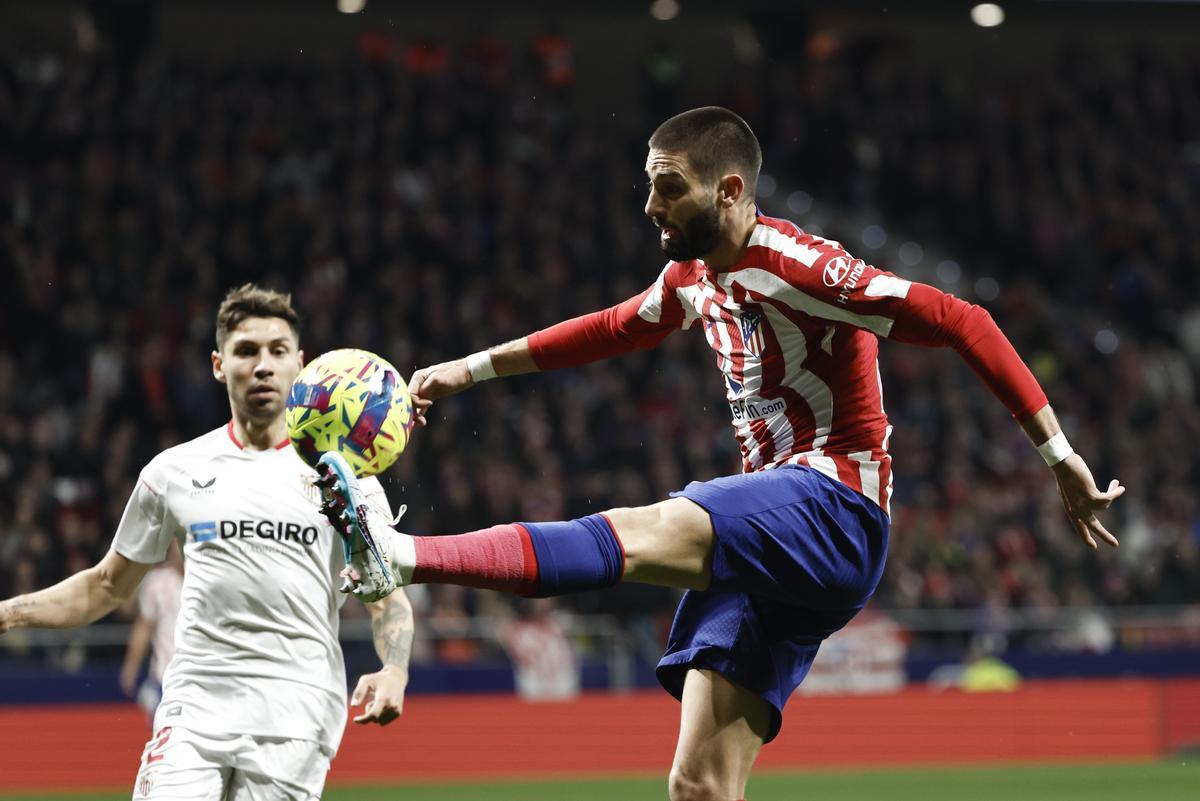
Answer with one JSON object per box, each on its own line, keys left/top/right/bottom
{"left": 833, "top": 456, "right": 864, "bottom": 495}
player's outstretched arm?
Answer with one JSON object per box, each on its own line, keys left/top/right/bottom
{"left": 879, "top": 278, "right": 1123, "bottom": 549}
{"left": 408, "top": 337, "right": 538, "bottom": 426}
{"left": 0, "top": 549, "right": 152, "bottom": 634}
{"left": 349, "top": 588, "right": 415, "bottom": 726}
{"left": 1020, "top": 405, "right": 1123, "bottom": 550}
{"left": 409, "top": 284, "right": 681, "bottom": 427}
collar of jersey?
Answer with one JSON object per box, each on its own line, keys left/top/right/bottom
{"left": 226, "top": 420, "right": 290, "bottom": 452}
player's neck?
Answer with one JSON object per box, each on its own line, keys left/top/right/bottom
{"left": 231, "top": 414, "right": 287, "bottom": 451}
{"left": 702, "top": 206, "right": 758, "bottom": 272}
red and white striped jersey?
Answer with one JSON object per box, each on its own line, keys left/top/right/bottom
{"left": 528, "top": 214, "right": 1048, "bottom": 515}
{"left": 638, "top": 215, "right": 901, "bottom": 510}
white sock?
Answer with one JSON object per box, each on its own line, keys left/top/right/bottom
{"left": 387, "top": 530, "right": 416, "bottom": 586}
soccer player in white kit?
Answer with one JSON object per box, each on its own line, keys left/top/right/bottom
{"left": 0, "top": 284, "right": 415, "bottom": 800}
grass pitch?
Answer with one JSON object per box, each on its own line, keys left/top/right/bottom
{"left": 4, "top": 762, "right": 1195, "bottom": 801}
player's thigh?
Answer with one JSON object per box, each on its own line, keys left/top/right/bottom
{"left": 670, "top": 668, "right": 771, "bottom": 801}
{"left": 131, "top": 726, "right": 230, "bottom": 801}
{"left": 607, "top": 497, "right": 715, "bottom": 589}
{"left": 227, "top": 737, "right": 331, "bottom": 801}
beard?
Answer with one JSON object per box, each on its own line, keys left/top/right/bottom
{"left": 659, "top": 203, "right": 722, "bottom": 262}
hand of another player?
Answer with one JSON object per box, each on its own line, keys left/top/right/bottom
{"left": 119, "top": 664, "right": 139, "bottom": 697}
{"left": 407, "top": 360, "right": 473, "bottom": 426}
{"left": 1051, "top": 453, "right": 1124, "bottom": 549}
{"left": 350, "top": 664, "right": 407, "bottom": 725}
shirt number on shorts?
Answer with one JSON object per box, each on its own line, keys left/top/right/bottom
{"left": 144, "top": 726, "right": 173, "bottom": 764}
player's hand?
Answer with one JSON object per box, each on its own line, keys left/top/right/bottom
{"left": 350, "top": 664, "right": 407, "bottom": 725}
{"left": 407, "top": 360, "right": 473, "bottom": 426}
{"left": 1051, "top": 453, "right": 1124, "bottom": 549}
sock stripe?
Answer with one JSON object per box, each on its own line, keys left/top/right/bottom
{"left": 514, "top": 523, "right": 540, "bottom": 596}
{"left": 598, "top": 513, "right": 625, "bottom": 582}
{"left": 522, "top": 514, "right": 625, "bottom": 597}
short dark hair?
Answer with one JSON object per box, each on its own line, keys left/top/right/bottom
{"left": 648, "top": 106, "right": 762, "bottom": 197}
{"left": 215, "top": 283, "right": 301, "bottom": 350}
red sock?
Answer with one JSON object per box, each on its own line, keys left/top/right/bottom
{"left": 411, "top": 524, "right": 539, "bottom": 595}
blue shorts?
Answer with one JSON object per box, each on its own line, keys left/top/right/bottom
{"left": 658, "top": 465, "right": 889, "bottom": 742}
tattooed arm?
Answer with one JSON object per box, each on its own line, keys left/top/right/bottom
{"left": 349, "top": 589, "right": 414, "bottom": 726}
{"left": 0, "top": 550, "right": 152, "bottom": 634}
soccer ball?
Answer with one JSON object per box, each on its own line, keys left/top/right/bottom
{"left": 286, "top": 348, "right": 415, "bottom": 477}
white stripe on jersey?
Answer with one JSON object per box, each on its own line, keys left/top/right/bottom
{"left": 675, "top": 284, "right": 704, "bottom": 330}
{"left": 733, "top": 267, "right": 897, "bottom": 337}
{"left": 881, "top": 424, "right": 895, "bottom": 513}
{"left": 849, "top": 450, "right": 881, "bottom": 505}
{"left": 638, "top": 266, "right": 670, "bottom": 323}
{"left": 748, "top": 224, "right": 829, "bottom": 267}
{"left": 639, "top": 263, "right": 703, "bottom": 331}
{"left": 804, "top": 454, "right": 842, "bottom": 484}
{"left": 865, "top": 274, "right": 913, "bottom": 299}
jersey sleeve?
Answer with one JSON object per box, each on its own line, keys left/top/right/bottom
{"left": 111, "top": 462, "right": 178, "bottom": 565}
{"left": 758, "top": 238, "right": 1047, "bottom": 421}
{"left": 528, "top": 262, "right": 695, "bottom": 371}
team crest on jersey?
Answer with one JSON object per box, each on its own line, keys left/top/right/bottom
{"left": 739, "top": 310, "right": 766, "bottom": 356}
{"left": 299, "top": 473, "right": 322, "bottom": 506}
{"left": 137, "top": 770, "right": 155, "bottom": 797}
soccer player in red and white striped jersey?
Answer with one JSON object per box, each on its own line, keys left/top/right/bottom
{"left": 368, "top": 106, "right": 1123, "bottom": 801}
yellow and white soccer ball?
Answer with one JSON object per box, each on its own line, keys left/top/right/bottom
{"left": 286, "top": 348, "right": 415, "bottom": 477}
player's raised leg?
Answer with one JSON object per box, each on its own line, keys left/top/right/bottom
{"left": 669, "top": 669, "right": 770, "bottom": 801}
{"left": 316, "top": 457, "right": 720, "bottom": 601}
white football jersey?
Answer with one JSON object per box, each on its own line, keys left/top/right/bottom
{"left": 112, "top": 422, "right": 390, "bottom": 755}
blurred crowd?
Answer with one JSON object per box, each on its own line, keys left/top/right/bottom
{"left": 1, "top": 24, "right": 1197, "bottom": 663}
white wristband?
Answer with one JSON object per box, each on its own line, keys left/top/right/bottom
{"left": 465, "top": 350, "right": 497, "bottom": 383}
{"left": 1037, "top": 431, "right": 1074, "bottom": 467}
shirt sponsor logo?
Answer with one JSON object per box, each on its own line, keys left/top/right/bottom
{"left": 190, "top": 519, "right": 319, "bottom": 546}
{"left": 823, "top": 256, "right": 852, "bottom": 287}
{"left": 189, "top": 521, "right": 217, "bottom": 543}
{"left": 836, "top": 260, "right": 868, "bottom": 304}
{"left": 218, "top": 519, "right": 320, "bottom": 546}
{"left": 729, "top": 396, "right": 787, "bottom": 423}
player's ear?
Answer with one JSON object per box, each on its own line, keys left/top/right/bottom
{"left": 212, "top": 350, "right": 227, "bottom": 384}
{"left": 718, "top": 173, "right": 744, "bottom": 207}
{"left": 297, "top": 349, "right": 305, "bottom": 369}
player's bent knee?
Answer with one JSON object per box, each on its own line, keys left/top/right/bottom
{"left": 668, "top": 764, "right": 731, "bottom": 801}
